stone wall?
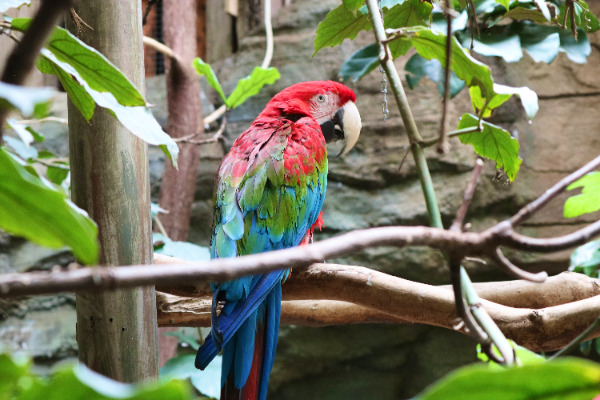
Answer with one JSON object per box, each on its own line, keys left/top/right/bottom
{"left": 1, "top": 0, "right": 599, "bottom": 398}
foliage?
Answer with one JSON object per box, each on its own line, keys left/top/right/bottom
{"left": 564, "top": 172, "right": 600, "bottom": 218}
{"left": 416, "top": 358, "right": 600, "bottom": 399}
{"left": 9, "top": 17, "right": 179, "bottom": 167}
{"left": 0, "top": 147, "right": 98, "bottom": 264}
{"left": 0, "top": 351, "right": 194, "bottom": 400}
{"left": 193, "top": 59, "right": 280, "bottom": 110}
{"left": 153, "top": 233, "right": 210, "bottom": 262}
{"left": 569, "top": 239, "right": 600, "bottom": 278}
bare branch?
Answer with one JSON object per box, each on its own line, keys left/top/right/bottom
{"left": 156, "top": 269, "right": 600, "bottom": 352}
{"left": 492, "top": 248, "right": 548, "bottom": 282}
{"left": 143, "top": 36, "right": 176, "bottom": 59}
{"left": 437, "top": 1, "right": 454, "bottom": 154}
{"left": 450, "top": 158, "right": 484, "bottom": 232}
{"left": 509, "top": 154, "right": 600, "bottom": 226}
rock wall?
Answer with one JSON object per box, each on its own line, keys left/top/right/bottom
{"left": 1, "top": 0, "right": 599, "bottom": 398}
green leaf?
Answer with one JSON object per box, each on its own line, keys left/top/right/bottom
{"left": 405, "top": 53, "right": 465, "bottom": 98}
{"left": 477, "top": 341, "right": 545, "bottom": 368}
{"left": 559, "top": 29, "right": 591, "bottom": 64}
{"left": 339, "top": 43, "right": 380, "bottom": 81}
{"left": 11, "top": 18, "right": 145, "bottom": 107}
{"left": 569, "top": 239, "right": 600, "bottom": 277}
{"left": 0, "top": 352, "right": 31, "bottom": 394}
{"left": 384, "top": 0, "right": 432, "bottom": 29}
{"left": 0, "top": 0, "right": 29, "bottom": 12}
{"left": 0, "top": 82, "right": 54, "bottom": 117}
{"left": 46, "top": 164, "right": 70, "bottom": 186}
{"left": 160, "top": 354, "right": 222, "bottom": 399}
{"left": 564, "top": 172, "right": 600, "bottom": 218}
{"left": 4, "top": 135, "right": 37, "bottom": 160}
{"left": 0, "top": 147, "right": 99, "bottom": 264}
{"left": 532, "top": 0, "right": 551, "bottom": 21}
{"left": 226, "top": 67, "right": 280, "bottom": 109}
{"left": 467, "top": 33, "right": 523, "bottom": 63}
{"left": 571, "top": 0, "right": 599, "bottom": 32}
{"left": 521, "top": 31, "right": 560, "bottom": 63}
{"left": 37, "top": 56, "right": 96, "bottom": 121}
{"left": 342, "top": 0, "right": 364, "bottom": 11}
{"left": 503, "top": 6, "right": 551, "bottom": 23}
{"left": 40, "top": 49, "right": 180, "bottom": 167}
{"left": 193, "top": 58, "right": 227, "bottom": 103}
{"left": 6, "top": 117, "right": 34, "bottom": 145}
{"left": 153, "top": 233, "right": 210, "bottom": 262}
{"left": 418, "top": 358, "right": 600, "bottom": 400}
{"left": 407, "top": 28, "right": 495, "bottom": 101}
{"left": 313, "top": 4, "right": 372, "bottom": 55}
{"left": 457, "top": 113, "right": 521, "bottom": 181}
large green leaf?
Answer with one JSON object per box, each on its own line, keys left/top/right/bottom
{"left": 408, "top": 28, "right": 495, "bottom": 101}
{"left": 417, "top": 358, "right": 600, "bottom": 400}
{"left": 0, "top": 0, "right": 29, "bottom": 12}
{"left": 11, "top": 18, "right": 179, "bottom": 167}
{"left": 37, "top": 56, "right": 96, "bottom": 121}
{"left": 313, "top": 4, "right": 371, "bottom": 55}
{"left": 467, "top": 33, "right": 523, "bottom": 62}
{"left": 11, "top": 18, "right": 145, "bottom": 107}
{"left": 405, "top": 53, "right": 465, "bottom": 98}
{"left": 0, "top": 82, "right": 54, "bottom": 117}
{"left": 226, "top": 67, "right": 280, "bottom": 109}
{"left": 569, "top": 239, "right": 600, "bottom": 277}
{"left": 457, "top": 113, "right": 521, "bottom": 181}
{"left": 564, "top": 172, "right": 600, "bottom": 218}
{"left": 339, "top": 43, "right": 380, "bottom": 81}
{"left": 559, "top": 28, "right": 591, "bottom": 64}
{"left": 469, "top": 83, "right": 538, "bottom": 120}
{"left": 0, "top": 147, "right": 98, "bottom": 265}
{"left": 40, "top": 49, "right": 179, "bottom": 167}
{"left": 342, "top": 0, "right": 365, "bottom": 11}
{"left": 193, "top": 58, "right": 227, "bottom": 104}
{"left": 161, "top": 354, "right": 222, "bottom": 399}
{"left": 384, "top": 0, "right": 432, "bottom": 29}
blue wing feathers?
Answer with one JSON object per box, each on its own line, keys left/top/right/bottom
{"left": 197, "top": 118, "right": 328, "bottom": 399}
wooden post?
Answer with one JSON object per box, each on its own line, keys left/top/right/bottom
{"left": 156, "top": 0, "right": 204, "bottom": 366}
{"left": 67, "top": 0, "right": 159, "bottom": 382}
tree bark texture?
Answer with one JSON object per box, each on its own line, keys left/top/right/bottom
{"left": 67, "top": 0, "right": 158, "bottom": 382}
{"left": 156, "top": 0, "right": 204, "bottom": 367}
{"left": 157, "top": 0, "right": 204, "bottom": 242}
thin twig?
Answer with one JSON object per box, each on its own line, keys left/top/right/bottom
{"left": 174, "top": 114, "right": 227, "bottom": 145}
{"left": 437, "top": 1, "right": 454, "bottom": 154}
{"left": 420, "top": 126, "right": 481, "bottom": 147}
{"left": 17, "top": 116, "right": 68, "bottom": 125}
{"left": 143, "top": 36, "right": 176, "bottom": 59}
{"left": 509, "top": 154, "right": 600, "bottom": 226}
{"left": 142, "top": 0, "right": 159, "bottom": 27}
{"left": 492, "top": 248, "right": 548, "bottom": 282}
{"left": 451, "top": 158, "right": 484, "bottom": 232}
{"left": 549, "top": 316, "right": 600, "bottom": 359}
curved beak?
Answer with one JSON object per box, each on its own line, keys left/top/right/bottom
{"left": 320, "top": 101, "right": 362, "bottom": 156}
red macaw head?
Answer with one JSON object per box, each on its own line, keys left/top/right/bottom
{"left": 262, "top": 80, "right": 362, "bottom": 155}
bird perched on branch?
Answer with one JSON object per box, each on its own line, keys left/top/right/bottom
{"left": 195, "top": 81, "right": 361, "bottom": 400}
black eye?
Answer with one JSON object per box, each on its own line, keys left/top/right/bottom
{"left": 317, "top": 94, "right": 326, "bottom": 103}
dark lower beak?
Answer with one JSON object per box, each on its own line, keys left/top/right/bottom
{"left": 320, "top": 108, "right": 345, "bottom": 145}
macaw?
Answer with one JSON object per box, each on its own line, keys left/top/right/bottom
{"left": 195, "top": 81, "right": 361, "bottom": 400}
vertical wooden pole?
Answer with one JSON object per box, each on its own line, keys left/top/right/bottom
{"left": 67, "top": 0, "right": 159, "bottom": 382}
{"left": 157, "top": 0, "right": 204, "bottom": 366}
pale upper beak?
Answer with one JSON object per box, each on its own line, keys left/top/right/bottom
{"left": 320, "top": 101, "right": 362, "bottom": 156}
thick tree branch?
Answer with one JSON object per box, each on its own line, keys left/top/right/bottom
{"left": 156, "top": 268, "right": 600, "bottom": 352}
